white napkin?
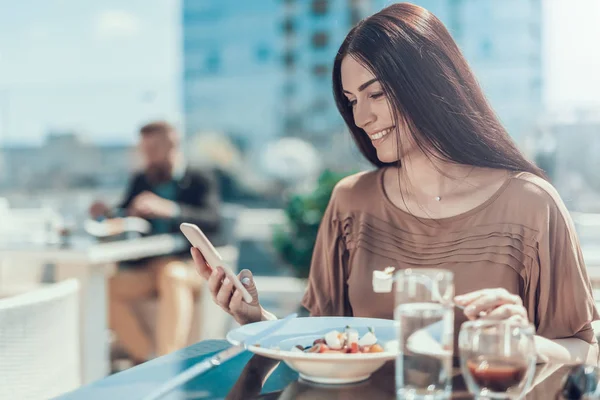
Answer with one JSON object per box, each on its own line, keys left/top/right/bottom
{"left": 372, "top": 266, "right": 396, "bottom": 293}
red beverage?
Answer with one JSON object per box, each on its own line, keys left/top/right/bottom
{"left": 466, "top": 357, "right": 528, "bottom": 392}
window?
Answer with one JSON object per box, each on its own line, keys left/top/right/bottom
{"left": 531, "top": 76, "right": 542, "bottom": 98}
{"left": 311, "top": 32, "right": 329, "bottom": 49}
{"left": 529, "top": 50, "right": 541, "bottom": 64}
{"left": 283, "top": 51, "right": 296, "bottom": 70}
{"left": 350, "top": 9, "right": 362, "bottom": 25}
{"left": 480, "top": 38, "right": 492, "bottom": 59}
{"left": 282, "top": 18, "right": 295, "bottom": 35}
{"left": 312, "top": 98, "right": 329, "bottom": 113}
{"left": 350, "top": 0, "right": 367, "bottom": 23}
{"left": 182, "top": 7, "right": 223, "bottom": 24}
{"left": 283, "top": 82, "right": 296, "bottom": 97}
{"left": 311, "top": 0, "right": 328, "bottom": 15}
{"left": 284, "top": 115, "right": 303, "bottom": 132}
{"left": 448, "top": 0, "right": 464, "bottom": 39}
{"left": 256, "top": 45, "right": 270, "bottom": 63}
{"left": 312, "top": 64, "right": 328, "bottom": 78}
{"left": 205, "top": 51, "right": 220, "bottom": 74}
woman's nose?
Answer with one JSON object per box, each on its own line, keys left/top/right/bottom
{"left": 354, "top": 103, "right": 376, "bottom": 130}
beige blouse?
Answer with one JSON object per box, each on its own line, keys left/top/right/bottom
{"left": 302, "top": 168, "right": 599, "bottom": 344}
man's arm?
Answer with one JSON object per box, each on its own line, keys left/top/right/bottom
{"left": 174, "top": 169, "right": 220, "bottom": 232}
{"left": 89, "top": 173, "right": 142, "bottom": 219}
{"left": 117, "top": 173, "right": 144, "bottom": 213}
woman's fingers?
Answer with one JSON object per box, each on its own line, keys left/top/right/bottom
{"left": 507, "top": 314, "right": 529, "bottom": 326}
{"left": 462, "top": 289, "right": 521, "bottom": 319}
{"left": 454, "top": 290, "right": 486, "bottom": 306}
{"left": 229, "top": 289, "right": 244, "bottom": 318}
{"left": 228, "top": 270, "right": 262, "bottom": 324}
{"left": 207, "top": 266, "right": 225, "bottom": 301}
{"left": 192, "top": 257, "right": 263, "bottom": 325}
{"left": 215, "top": 276, "right": 235, "bottom": 312}
{"left": 191, "top": 247, "right": 213, "bottom": 279}
{"left": 457, "top": 288, "right": 528, "bottom": 322}
{"left": 485, "top": 304, "right": 528, "bottom": 321}
{"left": 237, "top": 269, "right": 259, "bottom": 305}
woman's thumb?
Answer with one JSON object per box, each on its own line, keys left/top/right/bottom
{"left": 238, "top": 269, "right": 259, "bottom": 304}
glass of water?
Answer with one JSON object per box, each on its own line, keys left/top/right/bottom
{"left": 394, "top": 268, "right": 454, "bottom": 400}
{"left": 459, "top": 319, "right": 537, "bottom": 399}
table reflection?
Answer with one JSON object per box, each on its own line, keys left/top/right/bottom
{"left": 226, "top": 354, "right": 573, "bottom": 400}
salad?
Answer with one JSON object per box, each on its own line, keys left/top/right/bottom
{"left": 291, "top": 326, "right": 384, "bottom": 354}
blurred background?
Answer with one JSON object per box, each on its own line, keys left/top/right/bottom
{"left": 1, "top": 0, "right": 600, "bottom": 396}
{"left": 2, "top": 0, "right": 600, "bottom": 211}
{"left": 1, "top": 0, "right": 600, "bottom": 213}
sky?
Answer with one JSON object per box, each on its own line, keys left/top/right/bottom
{"left": 0, "top": 0, "right": 180, "bottom": 145}
{"left": 0, "top": 0, "right": 599, "bottom": 145}
{"left": 543, "top": 0, "right": 600, "bottom": 110}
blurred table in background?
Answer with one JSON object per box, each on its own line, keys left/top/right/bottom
{"left": 0, "top": 233, "right": 188, "bottom": 385}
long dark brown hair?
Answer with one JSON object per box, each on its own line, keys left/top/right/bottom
{"left": 332, "top": 3, "right": 545, "bottom": 178}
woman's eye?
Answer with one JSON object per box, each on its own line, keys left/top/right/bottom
{"left": 369, "top": 92, "right": 384, "bottom": 99}
{"left": 348, "top": 99, "right": 357, "bottom": 107}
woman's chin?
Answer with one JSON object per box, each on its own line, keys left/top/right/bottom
{"left": 376, "top": 150, "right": 400, "bottom": 164}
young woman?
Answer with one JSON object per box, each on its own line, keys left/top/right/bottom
{"left": 192, "top": 3, "right": 599, "bottom": 364}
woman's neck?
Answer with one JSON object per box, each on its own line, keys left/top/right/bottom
{"left": 382, "top": 150, "right": 510, "bottom": 220}
{"left": 398, "top": 152, "right": 474, "bottom": 201}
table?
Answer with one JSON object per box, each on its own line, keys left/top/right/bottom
{"left": 0, "top": 233, "right": 188, "bottom": 385}
{"left": 59, "top": 339, "right": 580, "bottom": 399}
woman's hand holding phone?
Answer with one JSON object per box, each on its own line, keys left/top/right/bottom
{"left": 190, "top": 247, "right": 263, "bottom": 325}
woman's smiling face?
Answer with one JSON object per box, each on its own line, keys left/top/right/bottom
{"left": 341, "top": 56, "right": 417, "bottom": 164}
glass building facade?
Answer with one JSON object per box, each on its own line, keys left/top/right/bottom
{"left": 418, "top": 0, "right": 543, "bottom": 142}
{"left": 182, "top": 0, "right": 542, "bottom": 150}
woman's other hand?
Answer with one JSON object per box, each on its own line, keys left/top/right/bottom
{"left": 455, "top": 288, "right": 528, "bottom": 323}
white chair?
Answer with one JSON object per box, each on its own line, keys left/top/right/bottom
{"left": 0, "top": 260, "right": 47, "bottom": 297}
{"left": 0, "top": 279, "right": 81, "bottom": 399}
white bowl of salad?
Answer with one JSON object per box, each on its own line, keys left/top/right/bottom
{"left": 227, "top": 317, "right": 398, "bottom": 384}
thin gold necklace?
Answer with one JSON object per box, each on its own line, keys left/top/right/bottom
{"left": 430, "top": 166, "right": 475, "bottom": 202}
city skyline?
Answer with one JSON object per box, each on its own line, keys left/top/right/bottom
{"left": 0, "top": 0, "right": 599, "bottom": 145}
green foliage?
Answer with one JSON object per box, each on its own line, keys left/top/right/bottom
{"left": 272, "top": 170, "right": 352, "bottom": 279}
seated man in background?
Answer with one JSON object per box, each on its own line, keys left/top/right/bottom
{"left": 90, "top": 120, "right": 220, "bottom": 363}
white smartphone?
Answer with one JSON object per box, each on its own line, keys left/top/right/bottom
{"left": 180, "top": 223, "right": 253, "bottom": 303}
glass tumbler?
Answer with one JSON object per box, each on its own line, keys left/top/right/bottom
{"left": 459, "top": 319, "right": 537, "bottom": 399}
{"left": 394, "top": 268, "right": 454, "bottom": 400}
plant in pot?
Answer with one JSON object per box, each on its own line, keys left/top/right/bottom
{"left": 272, "top": 169, "right": 352, "bottom": 280}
